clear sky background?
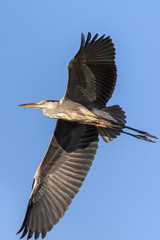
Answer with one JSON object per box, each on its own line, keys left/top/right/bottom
{"left": 0, "top": 1, "right": 160, "bottom": 240}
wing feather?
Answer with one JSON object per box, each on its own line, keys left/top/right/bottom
{"left": 65, "top": 32, "right": 117, "bottom": 108}
{"left": 17, "top": 120, "right": 98, "bottom": 239}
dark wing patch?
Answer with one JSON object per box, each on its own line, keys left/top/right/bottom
{"left": 17, "top": 120, "right": 98, "bottom": 239}
{"left": 65, "top": 32, "right": 117, "bottom": 108}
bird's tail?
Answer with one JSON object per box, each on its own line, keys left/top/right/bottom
{"left": 97, "top": 105, "right": 157, "bottom": 143}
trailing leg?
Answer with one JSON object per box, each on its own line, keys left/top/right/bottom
{"left": 97, "top": 105, "right": 157, "bottom": 143}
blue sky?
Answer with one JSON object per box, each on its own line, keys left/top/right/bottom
{"left": 0, "top": 1, "right": 160, "bottom": 239}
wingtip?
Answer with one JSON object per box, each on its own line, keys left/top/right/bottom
{"left": 94, "top": 33, "right": 98, "bottom": 39}
{"left": 80, "top": 33, "right": 85, "bottom": 48}
{"left": 35, "top": 231, "right": 40, "bottom": 239}
{"left": 79, "top": 32, "right": 112, "bottom": 51}
{"left": 85, "top": 32, "right": 92, "bottom": 46}
{"left": 16, "top": 226, "right": 23, "bottom": 235}
{"left": 87, "top": 32, "right": 91, "bottom": 39}
{"left": 19, "top": 227, "right": 28, "bottom": 239}
{"left": 81, "top": 32, "right": 84, "bottom": 38}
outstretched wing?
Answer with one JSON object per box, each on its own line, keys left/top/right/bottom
{"left": 64, "top": 32, "right": 117, "bottom": 108}
{"left": 17, "top": 120, "right": 98, "bottom": 239}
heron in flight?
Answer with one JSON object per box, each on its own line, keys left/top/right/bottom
{"left": 17, "top": 32, "right": 157, "bottom": 239}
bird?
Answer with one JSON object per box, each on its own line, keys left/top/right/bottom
{"left": 17, "top": 32, "right": 157, "bottom": 239}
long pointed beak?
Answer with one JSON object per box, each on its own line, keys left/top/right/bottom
{"left": 18, "top": 103, "right": 44, "bottom": 108}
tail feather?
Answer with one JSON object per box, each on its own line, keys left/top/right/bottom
{"left": 102, "top": 105, "right": 126, "bottom": 125}
{"left": 98, "top": 105, "right": 125, "bottom": 143}
{"left": 98, "top": 105, "right": 157, "bottom": 143}
{"left": 98, "top": 127, "right": 121, "bottom": 143}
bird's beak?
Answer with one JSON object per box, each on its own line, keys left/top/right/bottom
{"left": 18, "top": 101, "right": 45, "bottom": 109}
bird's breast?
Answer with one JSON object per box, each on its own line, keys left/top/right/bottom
{"left": 43, "top": 103, "right": 105, "bottom": 126}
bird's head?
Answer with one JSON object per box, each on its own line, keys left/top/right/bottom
{"left": 19, "top": 100, "right": 58, "bottom": 109}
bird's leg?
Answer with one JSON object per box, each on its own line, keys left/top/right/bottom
{"left": 122, "top": 130, "right": 156, "bottom": 143}
{"left": 125, "top": 126, "right": 158, "bottom": 139}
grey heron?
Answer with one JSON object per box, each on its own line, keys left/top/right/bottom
{"left": 17, "top": 32, "right": 157, "bottom": 239}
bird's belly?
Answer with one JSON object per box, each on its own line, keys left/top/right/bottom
{"left": 47, "top": 107, "right": 106, "bottom": 127}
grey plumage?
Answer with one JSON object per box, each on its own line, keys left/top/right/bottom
{"left": 18, "top": 32, "right": 157, "bottom": 240}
